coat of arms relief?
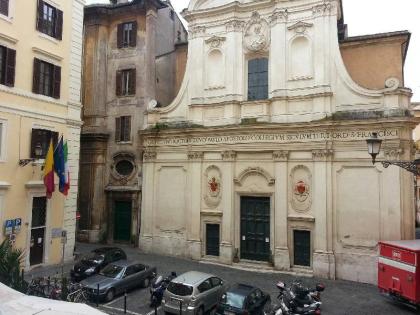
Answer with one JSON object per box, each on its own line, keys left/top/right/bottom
{"left": 290, "top": 165, "right": 312, "bottom": 212}
{"left": 203, "top": 166, "right": 222, "bottom": 208}
{"left": 244, "top": 12, "right": 270, "bottom": 52}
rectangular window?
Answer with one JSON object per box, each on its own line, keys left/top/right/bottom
{"left": 30, "top": 128, "right": 59, "bottom": 159}
{"left": 116, "top": 69, "right": 136, "bottom": 96}
{"left": 115, "top": 116, "right": 131, "bottom": 142}
{"left": 32, "top": 58, "right": 61, "bottom": 99}
{"left": 0, "top": 45, "right": 16, "bottom": 87}
{"left": 36, "top": 0, "right": 63, "bottom": 40}
{"left": 248, "top": 58, "right": 268, "bottom": 101}
{"left": 117, "top": 21, "right": 137, "bottom": 48}
{"left": 0, "top": 0, "right": 9, "bottom": 16}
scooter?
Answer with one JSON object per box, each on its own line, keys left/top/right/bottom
{"left": 150, "top": 272, "right": 177, "bottom": 307}
{"left": 272, "top": 280, "right": 325, "bottom": 315}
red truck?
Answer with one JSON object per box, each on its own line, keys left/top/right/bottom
{"left": 378, "top": 240, "right": 420, "bottom": 310}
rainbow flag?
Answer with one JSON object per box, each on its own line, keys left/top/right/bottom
{"left": 43, "top": 139, "right": 55, "bottom": 198}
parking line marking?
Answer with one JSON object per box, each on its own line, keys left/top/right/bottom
{"left": 146, "top": 306, "right": 161, "bottom": 315}
{"left": 101, "top": 304, "right": 142, "bottom": 315}
{"left": 104, "top": 295, "right": 125, "bottom": 306}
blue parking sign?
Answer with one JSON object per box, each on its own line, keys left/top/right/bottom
{"left": 14, "top": 218, "right": 22, "bottom": 233}
{"left": 4, "top": 220, "right": 13, "bottom": 235}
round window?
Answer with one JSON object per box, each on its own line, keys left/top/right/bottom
{"left": 115, "top": 160, "right": 134, "bottom": 176}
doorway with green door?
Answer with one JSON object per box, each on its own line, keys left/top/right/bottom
{"left": 114, "top": 200, "right": 132, "bottom": 242}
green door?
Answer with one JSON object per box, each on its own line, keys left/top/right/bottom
{"left": 114, "top": 201, "right": 132, "bottom": 241}
{"left": 206, "top": 224, "right": 220, "bottom": 256}
{"left": 240, "top": 196, "right": 270, "bottom": 261}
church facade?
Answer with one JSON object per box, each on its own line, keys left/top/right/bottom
{"left": 139, "top": 0, "right": 416, "bottom": 284}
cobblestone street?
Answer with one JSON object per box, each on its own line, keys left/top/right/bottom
{"left": 26, "top": 243, "right": 417, "bottom": 315}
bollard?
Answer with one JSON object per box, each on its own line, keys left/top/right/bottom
{"left": 179, "top": 301, "right": 182, "bottom": 315}
{"left": 96, "top": 283, "right": 100, "bottom": 307}
{"left": 124, "top": 290, "right": 127, "bottom": 314}
{"left": 155, "top": 304, "right": 158, "bottom": 315}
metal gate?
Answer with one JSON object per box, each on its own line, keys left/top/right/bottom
{"left": 206, "top": 224, "right": 220, "bottom": 256}
{"left": 293, "top": 230, "right": 311, "bottom": 267}
{"left": 114, "top": 201, "right": 132, "bottom": 241}
{"left": 240, "top": 196, "right": 270, "bottom": 261}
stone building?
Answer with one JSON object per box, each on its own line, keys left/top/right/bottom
{"left": 0, "top": 0, "right": 84, "bottom": 267}
{"left": 78, "top": 0, "right": 187, "bottom": 243}
{"left": 140, "top": 0, "right": 417, "bottom": 284}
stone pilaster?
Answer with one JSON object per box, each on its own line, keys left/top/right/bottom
{"left": 187, "top": 151, "right": 204, "bottom": 260}
{"left": 139, "top": 150, "right": 157, "bottom": 252}
{"left": 272, "top": 151, "right": 291, "bottom": 270}
{"left": 312, "top": 148, "right": 335, "bottom": 279}
{"left": 220, "top": 150, "right": 236, "bottom": 264}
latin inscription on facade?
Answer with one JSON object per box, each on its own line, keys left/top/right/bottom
{"left": 145, "top": 129, "right": 399, "bottom": 147}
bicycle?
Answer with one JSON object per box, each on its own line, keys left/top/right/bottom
{"left": 66, "top": 283, "right": 88, "bottom": 303}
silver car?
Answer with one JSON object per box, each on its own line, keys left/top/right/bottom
{"left": 163, "top": 271, "right": 227, "bottom": 315}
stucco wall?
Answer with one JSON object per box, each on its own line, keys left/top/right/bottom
{"left": 340, "top": 34, "right": 408, "bottom": 90}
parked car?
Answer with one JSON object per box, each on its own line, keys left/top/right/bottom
{"left": 80, "top": 260, "right": 156, "bottom": 302}
{"left": 71, "top": 247, "right": 127, "bottom": 282}
{"left": 163, "top": 271, "right": 227, "bottom": 315}
{"left": 216, "top": 284, "right": 271, "bottom": 315}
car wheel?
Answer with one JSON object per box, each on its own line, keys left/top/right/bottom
{"left": 105, "top": 288, "right": 115, "bottom": 302}
{"left": 142, "top": 277, "right": 151, "bottom": 288}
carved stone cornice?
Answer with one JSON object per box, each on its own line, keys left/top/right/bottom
{"left": 225, "top": 20, "right": 245, "bottom": 32}
{"left": 312, "top": 149, "right": 334, "bottom": 160}
{"left": 269, "top": 9, "right": 288, "bottom": 26}
{"left": 143, "top": 151, "right": 157, "bottom": 162}
{"left": 189, "top": 25, "right": 206, "bottom": 39}
{"left": 287, "top": 21, "right": 313, "bottom": 34}
{"left": 221, "top": 150, "right": 237, "bottom": 161}
{"left": 273, "top": 150, "right": 289, "bottom": 161}
{"left": 205, "top": 35, "right": 226, "bottom": 48}
{"left": 188, "top": 151, "right": 204, "bottom": 160}
{"left": 384, "top": 148, "right": 404, "bottom": 160}
{"left": 312, "top": 0, "right": 337, "bottom": 17}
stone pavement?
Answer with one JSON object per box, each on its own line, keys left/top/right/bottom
{"left": 26, "top": 242, "right": 417, "bottom": 315}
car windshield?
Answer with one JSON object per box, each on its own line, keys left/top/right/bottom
{"left": 81, "top": 252, "right": 105, "bottom": 264}
{"left": 222, "top": 292, "right": 246, "bottom": 309}
{"left": 167, "top": 282, "right": 193, "bottom": 296}
{"left": 99, "top": 264, "right": 123, "bottom": 278}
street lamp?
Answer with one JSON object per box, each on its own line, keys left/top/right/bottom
{"left": 366, "top": 132, "right": 420, "bottom": 176}
{"left": 19, "top": 143, "right": 43, "bottom": 167}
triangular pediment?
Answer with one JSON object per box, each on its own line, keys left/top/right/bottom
{"left": 287, "top": 21, "right": 314, "bottom": 31}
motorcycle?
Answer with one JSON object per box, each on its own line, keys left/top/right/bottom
{"left": 270, "top": 280, "right": 325, "bottom": 315}
{"left": 150, "top": 272, "right": 177, "bottom": 307}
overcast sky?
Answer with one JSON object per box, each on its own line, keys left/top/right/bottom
{"left": 85, "top": 0, "right": 419, "bottom": 101}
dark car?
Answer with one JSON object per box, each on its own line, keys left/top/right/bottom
{"left": 81, "top": 260, "right": 157, "bottom": 302}
{"left": 71, "top": 247, "right": 127, "bottom": 282}
{"left": 216, "top": 284, "right": 271, "bottom": 315}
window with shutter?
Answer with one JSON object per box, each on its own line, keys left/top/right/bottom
{"left": 115, "top": 116, "right": 131, "bottom": 142}
{"left": 247, "top": 58, "right": 268, "bottom": 101}
{"left": 30, "top": 129, "right": 58, "bottom": 159}
{"left": 0, "top": 0, "right": 9, "bottom": 16}
{"left": 122, "top": 116, "right": 131, "bottom": 141}
{"left": 118, "top": 69, "right": 135, "bottom": 96}
{"left": 115, "top": 117, "right": 121, "bottom": 142}
{"left": 0, "top": 121, "right": 4, "bottom": 160}
{"left": 37, "top": 1, "right": 62, "bottom": 40}
{"left": 5, "top": 48, "right": 16, "bottom": 87}
{"left": 33, "top": 58, "right": 59, "bottom": 98}
{"left": 118, "top": 22, "right": 136, "bottom": 48}
{"left": 0, "top": 46, "right": 6, "bottom": 85}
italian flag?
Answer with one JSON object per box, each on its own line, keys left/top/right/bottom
{"left": 43, "top": 140, "right": 55, "bottom": 199}
{"left": 63, "top": 141, "right": 70, "bottom": 196}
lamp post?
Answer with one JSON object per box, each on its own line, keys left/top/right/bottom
{"left": 19, "top": 143, "right": 43, "bottom": 167}
{"left": 366, "top": 132, "right": 420, "bottom": 176}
